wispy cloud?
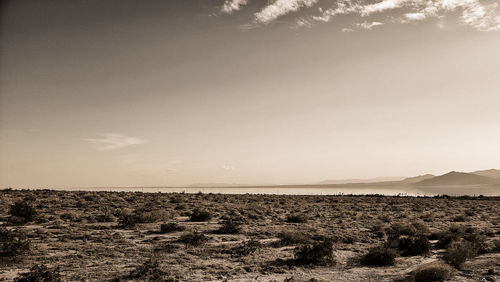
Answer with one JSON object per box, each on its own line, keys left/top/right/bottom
{"left": 85, "top": 133, "right": 146, "bottom": 150}
{"left": 221, "top": 165, "right": 236, "bottom": 171}
{"left": 221, "top": 0, "right": 249, "bottom": 14}
{"left": 356, "top": 21, "right": 384, "bottom": 29}
{"left": 254, "top": 0, "right": 319, "bottom": 24}
{"left": 404, "top": 12, "right": 427, "bottom": 21}
{"left": 225, "top": 0, "right": 500, "bottom": 32}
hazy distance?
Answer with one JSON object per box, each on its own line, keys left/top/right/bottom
{"left": 1, "top": 0, "right": 500, "bottom": 188}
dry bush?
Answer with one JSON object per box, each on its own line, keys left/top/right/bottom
{"left": 437, "top": 226, "right": 487, "bottom": 258}
{"left": 215, "top": 217, "right": 242, "bottom": 234}
{"left": 412, "top": 262, "right": 454, "bottom": 282}
{"left": 286, "top": 214, "right": 308, "bottom": 223}
{"left": 226, "top": 239, "right": 262, "bottom": 257}
{"left": 14, "top": 264, "right": 61, "bottom": 282}
{"left": 294, "top": 238, "right": 336, "bottom": 266}
{"left": 9, "top": 200, "right": 37, "bottom": 224}
{"left": 274, "top": 231, "right": 310, "bottom": 247}
{"left": 118, "top": 208, "right": 169, "bottom": 228}
{"left": 0, "top": 227, "right": 31, "bottom": 259}
{"left": 493, "top": 239, "right": 500, "bottom": 252}
{"left": 443, "top": 240, "right": 475, "bottom": 268}
{"left": 394, "top": 235, "right": 431, "bottom": 256}
{"left": 160, "top": 222, "right": 185, "bottom": 233}
{"left": 361, "top": 246, "right": 397, "bottom": 266}
{"left": 179, "top": 232, "right": 208, "bottom": 246}
{"left": 189, "top": 209, "right": 212, "bottom": 222}
{"left": 128, "top": 259, "right": 173, "bottom": 281}
{"left": 386, "top": 223, "right": 431, "bottom": 256}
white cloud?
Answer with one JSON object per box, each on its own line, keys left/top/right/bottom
{"left": 356, "top": 21, "right": 384, "bottom": 29}
{"left": 361, "top": 0, "right": 410, "bottom": 16}
{"left": 461, "top": 2, "right": 500, "bottom": 31}
{"left": 292, "top": 17, "right": 315, "bottom": 28}
{"left": 226, "top": 0, "right": 500, "bottom": 31}
{"left": 85, "top": 133, "right": 146, "bottom": 150}
{"left": 221, "top": 165, "right": 236, "bottom": 171}
{"left": 312, "top": 1, "right": 361, "bottom": 22}
{"left": 254, "top": 0, "right": 319, "bottom": 24}
{"left": 405, "top": 12, "right": 427, "bottom": 21}
{"left": 222, "top": 0, "right": 249, "bottom": 14}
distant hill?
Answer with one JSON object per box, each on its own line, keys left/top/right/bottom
{"left": 401, "top": 174, "right": 435, "bottom": 184}
{"left": 188, "top": 183, "right": 244, "bottom": 187}
{"left": 319, "top": 176, "right": 405, "bottom": 185}
{"left": 472, "top": 169, "right": 500, "bottom": 179}
{"left": 414, "top": 171, "right": 499, "bottom": 186}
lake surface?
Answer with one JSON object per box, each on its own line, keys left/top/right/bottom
{"left": 49, "top": 185, "right": 500, "bottom": 196}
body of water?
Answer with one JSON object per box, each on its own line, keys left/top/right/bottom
{"left": 45, "top": 185, "right": 500, "bottom": 196}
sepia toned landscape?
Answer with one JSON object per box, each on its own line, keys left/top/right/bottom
{"left": 2, "top": 0, "right": 500, "bottom": 281}
{"left": 1, "top": 184, "right": 499, "bottom": 281}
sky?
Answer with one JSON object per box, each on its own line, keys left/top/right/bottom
{"left": 1, "top": 0, "right": 500, "bottom": 188}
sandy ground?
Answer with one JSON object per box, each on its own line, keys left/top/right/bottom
{"left": 0, "top": 189, "right": 499, "bottom": 281}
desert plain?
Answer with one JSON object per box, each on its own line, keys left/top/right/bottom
{"left": 0, "top": 189, "right": 499, "bottom": 281}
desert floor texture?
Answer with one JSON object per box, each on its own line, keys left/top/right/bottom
{"left": 0, "top": 189, "right": 499, "bottom": 281}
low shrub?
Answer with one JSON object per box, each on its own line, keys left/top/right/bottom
{"left": 493, "top": 239, "right": 500, "bottom": 252}
{"left": 294, "top": 238, "right": 336, "bottom": 266}
{"left": 274, "top": 231, "right": 310, "bottom": 247}
{"left": 215, "top": 218, "right": 242, "bottom": 234}
{"left": 118, "top": 208, "right": 169, "bottom": 228}
{"left": 396, "top": 235, "right": 431, "bottom": 256}
{"left": 286, "top": 214, "right": 308, "bottom": 223}
{"left": 14, "top": 264, "right": 61, "bottom": 282}
{"left": 94, "top": 213, "right": 116, "bottom": 223}
{"left": 0, "top": 227, "right": 31, "bottom": 259}
{"left": 387, "top": 222, "right": 427, "bottom": 238}
{"left": 189, "top": 209, "right": 212, "bottom": 222}
{"left": 386, "top": 222, "right": 431, "bottom": 257}
{"left": 413, "top": 262, "right": 454, "bottom": 282}
{"left": 9, "top": 201, "right": 37, "bottom": 224}
{"left": 443, "top": 240, "right": 475, "bottom": 268}
{"left": 227, "top": 239, "right": 262, "bottom": 256}
{"left": 436, "top": 226, "right": 487, "bottom": 266}
{"left": 160, "top": 222, "right": 184, "bottom": 233}
{"left": 128, "top": 259, "right": 170, "bottom": 281}
{"left": 452, "top": 215, "right": 467, "bottom": 222}
{"left": 179, "top": 232, "right": 208, "bottom": 246}
{"left": 361, "top": 246, "right": 397, "bottom": 266}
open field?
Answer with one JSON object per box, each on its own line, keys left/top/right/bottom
{"left": 1, "top": 189, "right": 499, "bottom": 281}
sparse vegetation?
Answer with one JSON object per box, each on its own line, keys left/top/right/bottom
{"left": 227, "top": 239, "right": 262, "bottom": 257}
{"left": 361, "top": 246, "right": 397, "bottom": 266}
{"left": 9, "top": 200, "right": 37, "bottom": 224}
{"left": 443, "top": 240, "right": 475, "bottom": 268}
{"left": 160, "top": 222, "right": 185, "bottom": 233}
{"left": 215, "top": 217, "right": 242, "bottom": 234}
{"left": 14, "top": 264, "right": 61, "bottom": 282}
{"left": 118, "top": 208, "right": 169, "bottom": 228}
{"left": 0, "top": 190, "right": 498, "bottom": 281}
{"left": 179, "top": 232, "right": 208, "bottom": 246}
{"left": 275, "top": 231, "right": 310, "bottom": 247}
{"left": 294, "top": 238, "right": 336, "bottom": 266}
{"left": 0, "top": 227, "right": 31, "bottom": 259}
{"left": 128, "top": 259, "right": 172, "bottom": 281}
{"left": 189, "top": 209, "right": 212, "bottom": 222}
{"left": 286, "top": 214, "right": 308, "bottom": 223}
{"left": 412, "top": 262, "right": 454, "bottom": 282}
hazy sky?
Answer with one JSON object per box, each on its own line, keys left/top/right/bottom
{"left": 1, "top": 0, "right": 499, "bottom": 188}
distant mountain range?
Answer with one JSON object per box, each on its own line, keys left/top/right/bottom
{"left": 189, "top": 169, "right": 500, "bottom": 188}
{"left": 188, "top": 183, "right": 246, "bottom": 187}
{"left": 414, "top": 171, "right": 499, "bottom": 186}
{"left": 318, "top": 176, "right": 406, "bottom": 184}
{"left": 319, "top": 169, "right": 500, "bottom": 187}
